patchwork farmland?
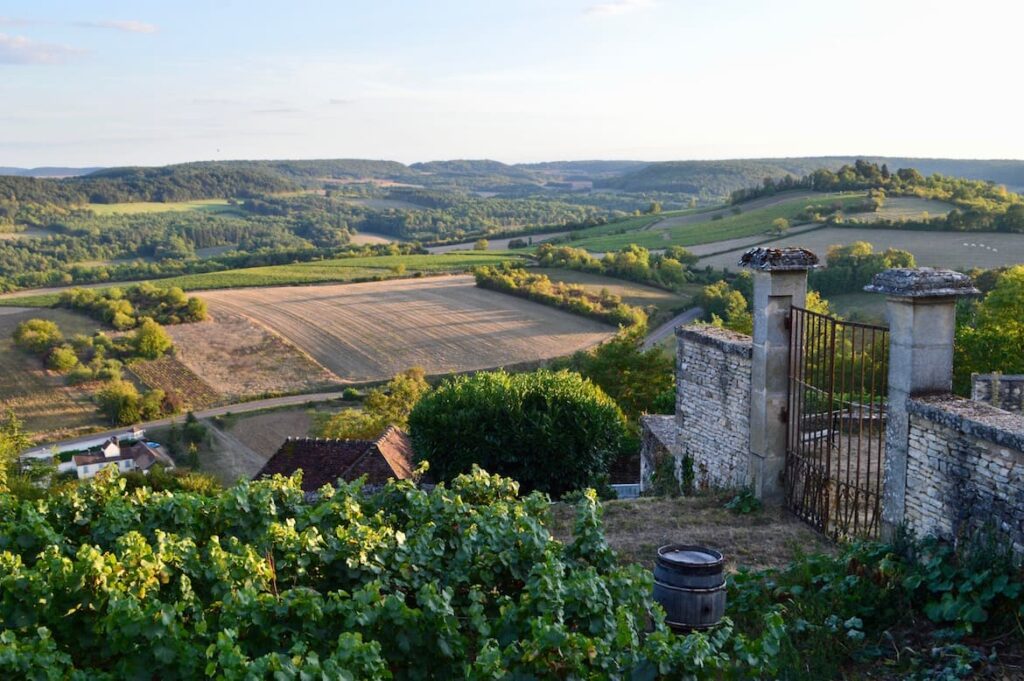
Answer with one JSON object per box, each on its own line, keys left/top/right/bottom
{"left": 192, "top": 275, "right": 615, "bottom": 384}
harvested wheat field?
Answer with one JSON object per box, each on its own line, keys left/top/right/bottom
{"left": 166, "top": 310, "right": 343, "bottom": 400}
{"left": 196, "top": 275, "right": 615, "bottom": 383}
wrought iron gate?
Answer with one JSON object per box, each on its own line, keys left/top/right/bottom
{"left": 785, "top": 306, "right": 889, "bottom": 540}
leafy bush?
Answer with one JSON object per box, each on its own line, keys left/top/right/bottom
{"left": 409, "top": 369, "right": 627, "bottom": 496}
{"left": 317, "top": 368, "right": 429, "bottom": 440}
{"left": 11, "top": 319, "right": 63, "bottom": 355}
{"left": 132, "top": 317, "right": 173, "bottom": 359}
{"left": 0, "top": 468, "right": 791, "bottom": 679}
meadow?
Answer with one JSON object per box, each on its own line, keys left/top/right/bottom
{"left": 570, "top": 193, "right": 869, "bottom": 252}
{"left": 194, "top": 275, "right": 615, "bottom": 383}
{"left": 87, "top": 199, "right": 241, "bottom": 215}
{"left": 699, "top": 226, "right": 1024, "bottom": 271}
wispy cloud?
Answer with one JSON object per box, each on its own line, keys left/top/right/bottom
{"left": 0, "top": 17, "right": 158, "bottom": 33}
{"left": 585, "top": 0, "right": 656, "bottom": 17}
{"left": 0, "top": 33, "right": 82, "bottom": 64}
{"left": 74, "top": 20, "right": 158, "bottom": 34}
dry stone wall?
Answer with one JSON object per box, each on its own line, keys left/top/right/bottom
{"left": 904, "top": 395, "right": 1024, "bottom": 555}
{"left": 675, "top": 325, "right": 752, "bottom": 489}
{"left": 972, "top": 373, "right": 1024, "bottom": 414}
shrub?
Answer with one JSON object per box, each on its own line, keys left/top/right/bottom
{"left": 317, "top": 368, "right": 430, "bottom": 439}
{"left": 12, "top": 319, "right": 63, "bottom": 355}
{"left": 133, "top": 317, "right": 173, "bottom": 359}
{"left": 408, "top": 369, "right": 627, "bottom": 496}
{"left": 46, "top": 345, "right": 79, "bottom": 373}
{"left": 95, "top": 379, "right": 142, "bottom": 425}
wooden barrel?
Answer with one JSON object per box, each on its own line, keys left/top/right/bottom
{"left": 652, "top": 544, "right": 726, "bottom": 632}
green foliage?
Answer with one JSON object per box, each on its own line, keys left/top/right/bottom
{"left": 44, "top": 346, "right": 78, "bottom": 373}
{"left": 724, "top": 488, "right": 762, "bottom": 514}
{"left": 409, "top": 370, "right": 628, "bottom": 496}
{"left": 94, "top": 381, "right": 172, "bottom": 426}
{"left": 94, "top": 380, "right": 142, "bottom": 425}
{"left": 699, "top": 280, "right": 753, "bottom": 335}
{"left": 810, "top": 241, "right": 916, "bottom": 296}
{"left": 555, "top": 329, "right": 674, "bottom": 422}
{"left": 954, "top": 265, "right": 1024, "bottom": 394}
{"left": 133, "top": 317, "right": 173, "bottom": 360}
{"left": 11, "top": 319, "right": 63, "bottom": 355}
{"left": 0, "top": 411, "right": 30, "bottom": 494}
{"left": 0, "top": 467, "right": 794, "bottom": 679}
{"left": 727, "top": 532, "right": 1024, "bottom": 679}
{"left": 474, "top": 263, "right": 647, "bottom": 330}
{"left": 535, "top": 242, "right": 698, "bottom": 290}
{"left": 651, "top": 454, "right": 684, "bottom": 497}
{"left": 58, "top": 284, "right": 207, "bottom": 328}
{"left": 317, "top": 368, "right": 431, "bottom": 440}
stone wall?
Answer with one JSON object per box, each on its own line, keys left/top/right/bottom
{"left": 639, "top": 414, "right": 676, "bottom": 493}
{"left": 903, "top": 394, "right": 1024, "bottom": 555}
{"left": 675, "top": 325, "right": 753, "bottom": 489}
{"left": 972, "top": 373, "right": 1024, "bottom": 414}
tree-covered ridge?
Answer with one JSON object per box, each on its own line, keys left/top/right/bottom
{"left": 730, "top": 160, "right": 1024, "bottom": 232}
{"left": 0, "top": 164, "right": 294, "bottom": 208}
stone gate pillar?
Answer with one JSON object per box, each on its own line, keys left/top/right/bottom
{"left": 740, "top": 247, "right": 819, "bottom": 503}
{"left": 864, "top": 268, "right": 978, "bottom": 539}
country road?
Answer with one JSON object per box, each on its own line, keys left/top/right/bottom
{"left": 642, "top": 307, "right": 704, "bottom": 350}
{"left": 24, "top": 390, "right": 353, "bottom": 456}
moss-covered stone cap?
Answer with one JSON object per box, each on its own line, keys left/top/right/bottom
{"left": 864, "top": 267, "right": 979, "bottom": 298}
{"left": 738, "top": 247, "right": 819, "bottom": 271}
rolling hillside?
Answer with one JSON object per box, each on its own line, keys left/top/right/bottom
{"left": 596, "top": 157, "right": 1024, "bottom": 197}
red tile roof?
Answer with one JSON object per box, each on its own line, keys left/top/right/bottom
{"left": 254, "top": 426, "right": 416, "bottom": 492}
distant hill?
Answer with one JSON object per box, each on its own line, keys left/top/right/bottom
{"left": 515, "top": 160, "right": 649, "bottom": 181}
{"left": 0, "top": 167, "right": 104, "bottom": 178}
{"left": 6, "top": 156, "right": 1024, "bottom": 204}
{"left": 596, "top": 157, "right": 1024, "bottom": 198}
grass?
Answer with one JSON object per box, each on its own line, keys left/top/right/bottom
{"left": 539, "top": 268, "right": 697, "bottom": 326}
{"left": 154, "top": 252, "right": 525, "bottom": 291}
{"left": 699, "top": 226, "right": 1024, "bottom": 271}
{"left": 87, "top": 199, "right": 242, "bottom": 215}
{"left": 546, "top": 492, "right": 831, "bottom": 572}
{"left": 848, "top": 197, "right": 954, "bottom": 223}
{"left": 571, "top": 193, "right": 868, "bottom": 252}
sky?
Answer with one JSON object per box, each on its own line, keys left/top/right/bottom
{"left": 1, "top": 0, "right": 1022, "bottom": 167}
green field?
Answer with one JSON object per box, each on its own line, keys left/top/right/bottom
{"left": 699, "top": 226, "right": 1024, "bottom": 271}
{"left": 0, "top": 252, "right": 526, "bottom": 307}
{"left": 570, "top": 193, "right": 868, "bottom": 252}
{"left": 87, "top": 199, "right": 241, "bottom": 215}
